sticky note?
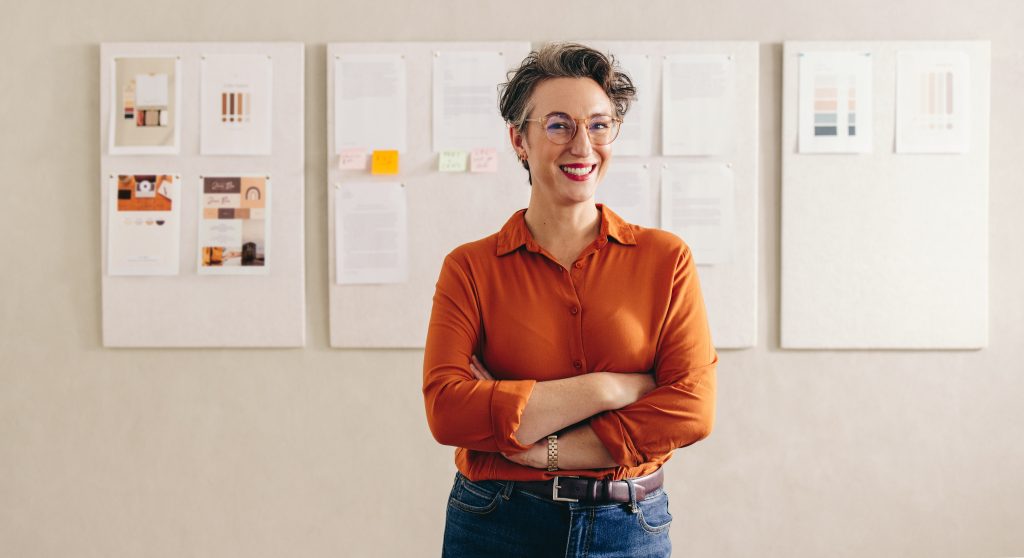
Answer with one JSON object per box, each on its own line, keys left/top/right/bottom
{"left": 371, "top": 150, "right": 399, "bottom": 175}
{"left": 470, "top": 148, "right": 499, "bottom": 173}
{"left": 438, "top": 150, "right": 468, "bottom": 172}
{"left": 338, "top": 148, "right": 368, "bottom": 170}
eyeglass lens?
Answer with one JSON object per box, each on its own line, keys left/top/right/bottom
{"left": 543, "top": 114, "right": 619, "bottom": 145}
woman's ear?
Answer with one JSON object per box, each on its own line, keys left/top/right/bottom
{"left": 509, "top": 124, "right": 527, "bottom": 160}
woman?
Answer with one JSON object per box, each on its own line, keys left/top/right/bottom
{"left": 423, "top": 43, "right": 717, "bottom": 558}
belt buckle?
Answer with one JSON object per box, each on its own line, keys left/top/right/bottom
{"left": 552, "top": 476, "right": 579, "bottom": 503}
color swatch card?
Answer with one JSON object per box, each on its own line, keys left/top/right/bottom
{"left": 110, "top": 57, "right": 181, "bottom": 155}
{"left": 198, "top": 176, "right": 270, "bottom": 274}
{"left": 896, "top": 50, "right": 971, "bottom": 154}
{"left": 798, "top": 51, "right": 873, "bottom": 154}
{"left": 200, "top": 54, "right": 273, "bottom": 155}
{"left": 107, "top": 174, "right": 180, "bottom": 275}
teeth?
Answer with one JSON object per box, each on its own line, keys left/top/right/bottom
{"left": 560, "top": 165, "right": 594, "bottom": 176}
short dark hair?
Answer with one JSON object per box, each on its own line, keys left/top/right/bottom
{"left": 498, "top": 43, "right": 637, "bottom": 175}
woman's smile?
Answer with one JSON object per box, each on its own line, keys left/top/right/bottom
{"left": 558, "top": 162, "right": 598, "bottom": 181}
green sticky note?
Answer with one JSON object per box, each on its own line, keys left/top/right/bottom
{"left": 438, "top": 150, "right": 468, "bottom": 172}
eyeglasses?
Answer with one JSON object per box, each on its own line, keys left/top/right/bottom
{"left": 522, "top": 112, "right": 623, "bottom": 146}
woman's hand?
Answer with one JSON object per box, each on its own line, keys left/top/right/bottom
{"left": 501, "top": 442, "right": 548, "bottom": 469}
{"left": 469, "top": 355, "right": 494, "bottom": 381}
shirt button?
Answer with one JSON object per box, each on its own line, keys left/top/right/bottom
{"left": 574, "top": 261, "right": 583, "bottom": 269}
{"left": 570, "top": 306, "right": 579, "bottom": 315}
{"left": 573, "top": 360, "right": 582, "bottom": 369}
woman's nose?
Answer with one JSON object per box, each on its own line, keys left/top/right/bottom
{"left": 568, "top": 125, "right": 594, "bottom": 156}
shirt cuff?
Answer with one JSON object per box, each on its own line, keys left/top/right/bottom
{"left": 490, "top": 379, "right": 537, "bottom": 454}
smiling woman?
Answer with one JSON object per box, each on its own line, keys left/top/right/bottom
{"left": 422, "top": 43, "right": 718, "bottom": 558}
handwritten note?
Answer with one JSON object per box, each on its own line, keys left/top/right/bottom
{"left": 338, "top": 148, "right": 368, "bottom": 170}
{"left": 371, "top": 150, "right": 399, "bottom": 175}
{"left": 438, "top": 150, "right": 468, "bottom": 172}
{"left": 470, "top": 148, "right": 498, "bottom": 173}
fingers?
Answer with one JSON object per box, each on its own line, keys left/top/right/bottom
{"left": 469, "top": 361, "right": 493, "bottom": 381}
{"left": 501, "top": 451, "right": 525, "bottom": 465}
{"left": 469, "top": 355, "right": 495, "bottom": 381}
{"left": 469, "top": 361, "right": 485, "bottom": 380}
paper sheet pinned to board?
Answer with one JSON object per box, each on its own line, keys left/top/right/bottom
{"left": 660, "top": 164, "right": 735, "bottom": 265}
{"left": 798, "top": 51, "right": 873, "bottom": 154}
{"left": 662, "top": 54, "right": 737, "bottom": 156}
{"left": 197, "top": 176, "right": 270, "bottom": 275}
{"left": 334, "top": 54, "right": 407, "bottom": 154}
{"left": 432, "top": 51, "right": 507, "bottom": 152}
{"left": 107, "top": 174, "right": 181, "bottom": 275}
{"left": 335, "top": 182, "right": 408, "bottom": 285}
{"left": 200, "top": 54, "right": 273, "bottom": 155}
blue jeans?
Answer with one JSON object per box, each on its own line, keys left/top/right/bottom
{"left": 442, "top": 472, "right": 673, "bottom": 558}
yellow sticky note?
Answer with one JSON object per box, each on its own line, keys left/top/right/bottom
{"left": 438, "top": 150, "right": 468, "bottom": 172}
{"left": 371, "top": 150, "right": 399, "bottom": 175}
{"left": 470, "top": 148, "right": 498, "bottom": 173}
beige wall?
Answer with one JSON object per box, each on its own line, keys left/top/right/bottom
{"left": 2, "top": 0, "right": 1023, "bottom": 556}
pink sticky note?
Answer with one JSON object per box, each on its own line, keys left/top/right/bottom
{"left": 470, "top": 148, "right": 499, "bottom": 173}
{"left": 338, "top": 148, "right": 368, "bottom": 170}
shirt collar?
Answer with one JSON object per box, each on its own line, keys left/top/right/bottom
{"left": 495, "top": 204, "right": 637, "bottom": 257}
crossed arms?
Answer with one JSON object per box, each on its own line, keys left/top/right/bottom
{"left": 422, "top": 247, "right": 717, "bottom": 471}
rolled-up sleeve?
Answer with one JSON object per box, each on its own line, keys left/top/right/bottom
{"left": 422, "top": 253, "right": 536, "bottom": 454}
{"left": 588, "top": 244, "right": 717, "bottom": 467}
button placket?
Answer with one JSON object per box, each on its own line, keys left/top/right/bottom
{"left": 565, "top": 278, "right": 586, "bottom": 375}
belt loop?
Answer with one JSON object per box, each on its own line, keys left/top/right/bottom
{"left": 501, "top": 481, "right": 514, "bottom": 501}
{"left": 625, "top": 478, "right": 639, "bottom": 514}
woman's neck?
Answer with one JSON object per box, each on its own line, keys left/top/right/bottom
{"left": 523, "top": 198, "right": 601, "bottom": 255}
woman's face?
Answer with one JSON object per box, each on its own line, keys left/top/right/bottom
{"left": 511, "top": 77, "right": 615, "bottom": 208}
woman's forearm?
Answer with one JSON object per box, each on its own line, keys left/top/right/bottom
{"left": 468, "top": 356, "right": 654, "bottom": 447}
{"left": 501, "top": 423, "right": 620, "bottom": 470}
{"left": 515, "top": 372, "right": 654, "bottom": 446}
{"left": 514, "top": 373, "right": 617, "bottom": 446}
{"left": 553, "top": 424, "right": 619, "bottom": 469}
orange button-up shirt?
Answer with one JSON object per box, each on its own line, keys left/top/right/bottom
{"left": 422, "top": 205, "right": 717, "bottom": 482}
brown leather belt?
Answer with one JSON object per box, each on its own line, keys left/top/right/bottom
{"left": 515, "top": 468, "right": 664, "bottom": 504}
